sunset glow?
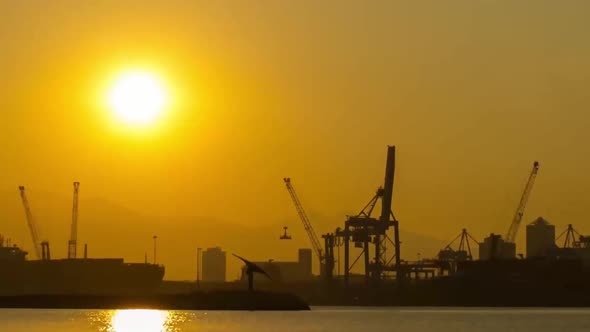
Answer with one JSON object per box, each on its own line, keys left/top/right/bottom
{"left": 108, "top": 70, "right": 168, "bottom": 125}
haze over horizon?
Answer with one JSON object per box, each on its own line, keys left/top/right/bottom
{"left": 1, "top": 1, "right": 590, "bottom": 280}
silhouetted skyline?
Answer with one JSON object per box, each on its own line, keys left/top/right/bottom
{"left": 1, "top": 1, "right": 590, "bottom": 281}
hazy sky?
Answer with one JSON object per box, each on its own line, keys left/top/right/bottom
{"left": 1, "top": 1, "right": 589, "bottom": 279}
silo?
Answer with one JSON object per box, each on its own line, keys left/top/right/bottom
{"left": 526, "top": 217, "right": 555, "bottom": 258}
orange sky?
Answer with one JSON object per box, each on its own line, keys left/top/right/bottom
{"left": 1, "top": 1, "right": 590, "bottom": 280}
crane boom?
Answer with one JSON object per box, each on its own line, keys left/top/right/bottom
{"left": 68, "top": 182, "right": 80, "bottom": 259}
{"left": 505, "top": 161, "right": 540, "bottom": 243}
{"left": 18, "top": 186, "right": 41, "bottom": 259}
{"left": 283, "top": 178, "right": 324, "bottom": 263}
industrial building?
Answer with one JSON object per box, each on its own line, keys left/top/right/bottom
{"left": 241, "top": 249, "right": 313, "bottom": 283}
{"left": 202, "top": 247, "right": 226, "bottom": 283}
{"left": 549, "top": 225, "right": 590, "bottom": 266}
{"left": 526, "top": 217, "right": 556, "bottom": 258}
{"left": 479, "top": 234, "right": 516, "bottom": 260}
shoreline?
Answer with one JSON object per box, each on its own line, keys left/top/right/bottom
{"left": 0, "top": 291, "right": 310, "bottom": 311}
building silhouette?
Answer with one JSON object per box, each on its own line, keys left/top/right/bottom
{"left": 202, "top": 247, "right": 226, "bottom": 283}
{"left": 479, "top": 234, "right": 516, "bottom": 260}
{"left": 241, "top": 248, "right": 313, "bottom": 283}
{"left": 526, "top": 217, "right": 555, "bottom": 258}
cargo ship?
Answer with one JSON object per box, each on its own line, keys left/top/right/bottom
{"left": 0, "top": 242, "right": 164, "bottom": 295}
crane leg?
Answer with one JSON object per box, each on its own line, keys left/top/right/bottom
{"left": 344, "top": 226, "right": 350, "bottom": 287}
{"left": 364, "top": 226, "right": 370, "bottom": 286}
{"left": 394, "top": 221, "right": 402, "bottom": 282}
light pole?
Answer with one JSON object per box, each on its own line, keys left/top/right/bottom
{"left": 197, "top": 247, "right": 202, "bottom": 288}
{"left": 153, "top": 235, "right": 158, "bottom": 264}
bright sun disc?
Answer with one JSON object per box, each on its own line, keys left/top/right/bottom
{"left": 108, "top": 71, "right": 168, "bottom": 125}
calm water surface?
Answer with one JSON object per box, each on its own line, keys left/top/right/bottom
{"left": 0, "top": 307, "right": 588, "bottom": 332}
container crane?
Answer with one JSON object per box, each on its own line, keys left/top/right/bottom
{"left": 557, "top": 224, "right": 580, "bottom": 248}
{"left": 18, "top": 186, "right": 42, "bottom": 260}
{"left": 283, "top": 178, "right": 325, "bottom": 271}
{"left": 505, "top": 161, "right": 540, "bottom": 243}
{"left": 438, "top": 229, "right": 479, "bottom": 262}
{"left": 68, "top": 182, "right": 80, "bottom": 259}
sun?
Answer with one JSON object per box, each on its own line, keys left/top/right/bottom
{"left": 108, "top": 70, "right": 168, "bottom": 125}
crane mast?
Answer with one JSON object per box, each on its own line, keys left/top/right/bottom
{"left": 283, "top": 178, "right": 324, "bottom": 266}
{"left": 68, "top": 182, "right": 80, "bottom": 259}
{"left": 505, "top": 161, "right": 540, "bottom": 243}
{"left": 18, "top": 186, "right": 41, "bottom": 259}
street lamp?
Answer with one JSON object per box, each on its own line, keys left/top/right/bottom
{"left": 153, "top": 235, "right": 158, "bottom": 264}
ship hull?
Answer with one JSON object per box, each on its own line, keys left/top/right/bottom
{"left": 0, "top": 259, "right": 164, "bottom": 295}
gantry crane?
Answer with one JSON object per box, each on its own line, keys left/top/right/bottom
{"left": 68, "top": 182, "right": 80, "bottom": 259}
{"left": 557, "top": 224, "right": 580, "bottom": 248}
{"left": 18, "top": 186, "right": 42, "bottom": 259}
{"left": 439, "top": 229, "right": 479, "bottom": 261}
{"left": 283, "top": 178, "right": 325, "bottom": 272}
{"left": 505, "top": 161, "right": 540, "bottom": 243}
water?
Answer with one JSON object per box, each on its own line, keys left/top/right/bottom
{"left": 0, "top": 307, "right": 588, "bottom": 331}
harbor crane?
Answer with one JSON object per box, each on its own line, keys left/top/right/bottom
{"left": 438, "top": 229, "right": 479, "bottom": 262}
{"left": 505, "top": 161, "right": 540, "bottom": 244}
{"left": 68, "top": 182, "right": 80, "bottom": 259}
{"left": 321, "top": 146, "right": 399, "bottom": 284}
{"left": 283, "top": 178, "right": 325, "bottom": 273}
{"left": 18, "top": 186, "right": 42, "bottom": 260}
{"left": 555, "top": 224, "right": 590, "bottom": 249}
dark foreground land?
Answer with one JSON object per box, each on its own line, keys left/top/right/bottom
{"left": 291, "top": 279, "right": 590, "bottom": 307}
{"left": 0, "top": 291, "right": 310, "bottom": 311}
{"left": 170, "top": 279, "right": 590, "bottom": 307}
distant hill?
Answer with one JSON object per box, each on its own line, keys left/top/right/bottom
{"left": 0, "top": 190, "right": 447, "bottom": 280}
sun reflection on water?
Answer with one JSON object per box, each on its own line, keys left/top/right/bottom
{"left": 85, "top": 308, "right": 192, "bottom": 331}
{"left": 107, "top": 309, "right": 173, "bottom": 332}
